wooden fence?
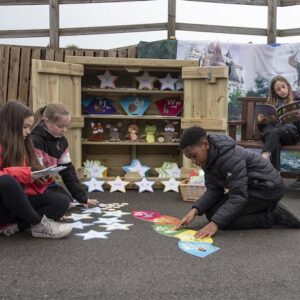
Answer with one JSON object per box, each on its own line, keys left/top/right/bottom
{"left": 1, "top": 0, "right": 300, "bottom": 46}
{"left": 0, "top": 44, "right": 137, "bottom": 108}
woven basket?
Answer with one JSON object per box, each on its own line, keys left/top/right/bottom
{"left": 180, "top": 179, "right": 206, "bottom": 202}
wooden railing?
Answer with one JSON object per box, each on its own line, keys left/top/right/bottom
{"left": 0, "top": 44, "right": 137, "bottom": 107}
{"left": 1, "top": 0, "right": 300, "bottom": 47}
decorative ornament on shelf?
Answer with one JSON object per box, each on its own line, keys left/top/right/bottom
{"left": 82, "top": 177, "right": 105, "bottom": 192}
{"left": 122, "top": 159, "right": 150, "bottom": 177}
{"left": 155, "top": 162, "right": 181, "bottom": 178}
{"left": 88, "top": 122, "right": 104, "bottom": 142}
{"left": 83, "top": 160, "right": 107, "bottom": 178}
{"left": 120, "top": 96, "right": 151, "bottom": 115}
{"left": 82, "top": 97, "right": 116, "bottom": 115}
{"left": 159, "top": 121, "right": 179, "bottom": 143}
{"left": 135, "top": 177, "right": 155, "bottom": 193}
{"left": 158, "top": 73, "right": 177, "bottom": 90}
{"left": 127, "top": 124, "right": 139, "bottom": 142}
{"left": 161, "top": 177, "right": 180, "bottom": 192}
{"left": 136, "top": 71, "right": 157, "bottom": 90}
{"left": 175, "top": 75, "right": 184, "bottom": 91}
{"left": 96, "top": 70, "right": 118, "bottom": 89}
{"left": 106, "top": 176, "right": 130, "bottom": 193}
{"left": 156, "top": 97, "right": 183, "bottom": 116}
{"left": 144, "top": 125, "right": 157, "bottom": 143}
{"left": 106, "top": 122, "right": 122, "bottom": 142}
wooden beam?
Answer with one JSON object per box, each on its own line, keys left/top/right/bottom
{"left": 267, "top": 0, "right": 277, "bottom": 44}
{"left": 176, "top": 22, "right": 267, "bottom": 36}
{"left": 0, "top": 29, "right": 49, "bottom": 38}
{"left": 49, "top": 0, "right": 59, "bottom": 48}
{"left": 168, "top": 0, "right": 176, "bottom": 39}
{"left": 183, "top": 0, "right": 270, "bottom": 6}
{"left": 281, "top": 0, "right": 300, "bottom": 6}
{"left": 60, "top": 23, "right": 168, "bottom": 36}
{"left": 0, "top": 0, "right": 153, "bottom": 5}
{"left": 279, "top": 28, "right": 300, "bottom": 36}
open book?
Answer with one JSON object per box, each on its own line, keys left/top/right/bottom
{"left": 31, "top": 165, "right": 67, "bottom": 178}
{"left": 255, "top": 100, "right": 300, "bottom": 125}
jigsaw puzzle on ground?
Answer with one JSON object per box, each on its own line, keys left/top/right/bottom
{"left": 132, "top": 210, "right": 219, "bottom": 258}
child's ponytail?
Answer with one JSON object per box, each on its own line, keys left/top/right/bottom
{"left": 33, "top": 105, "right": 47, "bottom": 127}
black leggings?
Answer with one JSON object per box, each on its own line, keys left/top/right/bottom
{"left": 0, "top": 175, "right": 69, "bottom": 231}
{"left": 261, "top": 124, "right": 298, "bottom": 170}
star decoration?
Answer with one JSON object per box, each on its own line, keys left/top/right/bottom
{"left": 122, "top": 159, "right": 150, "bottom": 177}
{"left": 155, "top": 162, "right": 179, "bottom": 178}
{"left": 70, "top": 221, "right": 94, "bottom": 230}
{"left": 96, "top": 70, "right": 118, "bottom": 89}
{"left": 75, "top": 230, "right": 111, "bottom": 240}
{"left": 161, "top": 177, "right": 180, "bottom": 192}
{"left": 135, "top": 177, "right": 155, "bottom": 193}
{"left": 136, "top": 71, "right": 156, "bottom": 90}
{"left": 99, "top": 223, "right": 133, "bottom": 231}
{"left": 82, "top": 177, "right": 105, "bottom": 192}
{"left": 165, "top": 164, "right": 181, "bottom": 178}
{"left": 158, "top": 73, "right": 177, "bottom": 90}
{"left": 175, "top": 76, "right": 184, "bottom": 91}
{"left": 83, "top": 160, "right": 107, "bottom": 178}
{"left": 81, "top": 207, "right": 102, "bottom": 214}
{"left": 102, "top": 210, "right": 131, "bottom": 217}
{"left": 66, "top": 213, "right": 93, "bottom": 221}
{"left": 93, "top": 217, "right": 125, "bottom": 225}
{"left": 106, "top": 176, "right": 129, "bottom": 193}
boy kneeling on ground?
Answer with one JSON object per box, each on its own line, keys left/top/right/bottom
{"left": 176, "top": 126, "right": 300, "bottom": 238}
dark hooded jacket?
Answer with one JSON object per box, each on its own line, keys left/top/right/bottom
{"left": 192, "top": 134, "right": 284, "bottom": 229}
{"left": 31, "top": 122, "right": 88, "bottom": 204}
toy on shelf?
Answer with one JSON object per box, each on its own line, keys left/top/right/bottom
{"left": 158, "top": 73, "right": 177, "bottom": 91}
{"left": 96, "top": 70, "right": 118, "bottom": 89}
{"left": 136, "top": 71, "right": 157, "bottom": 90}
{"left": 156, "top": 97, "right": 183, "bottom": 116}
{"left": 88, "top": 122, "right": 104, "bottom": 142}
{"left": 127, "top": 124, "right": 139, "bottom": 142}
{"left": 106, "top": 122, "right": 122, "bottom": 142}
{"left": 120, "top": 96, "right": 151, "bottom": 116}
{"left": 144, "top": 125, "right": 157, "bottom": 143}
{"left": 157, "top": 121, "right": 180, "bottom": 143}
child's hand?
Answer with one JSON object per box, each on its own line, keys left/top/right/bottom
{"left": 175, "top": 208, "right": 198, "bottom": 230}
{"left": 84, "top": 199, "right": 99, "bottom": 208}
{"left": 31, "top": 176, "right": 50, "bottom": 185}
{"left": 195, "top": 221, "right": 218, "bottom": 238}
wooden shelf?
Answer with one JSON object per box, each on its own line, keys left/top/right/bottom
{"left": 81, "top": 88, "right": 183, "bottom": 96}
{"left": 83, "top": 114, "right": 181, "bottom": 120}
{"left": 82, "top": 140, "right": 179, "bottom": 146}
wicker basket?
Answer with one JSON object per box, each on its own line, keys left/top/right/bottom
{"left": 179, "top": 179, "right": 206, "bottom": 202}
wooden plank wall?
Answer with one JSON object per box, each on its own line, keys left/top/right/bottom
{"left": 0, "top": 44, "right": 137, "bottom": 108}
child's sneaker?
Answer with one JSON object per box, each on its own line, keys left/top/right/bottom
{"left": 31, "top": 215, "right": 72, "bottom": 239}
{"left": 0, "top": 224, "right": 19, "bottom": 236}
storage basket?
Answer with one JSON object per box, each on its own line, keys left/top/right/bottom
{"left": 179, "top": 179, "right": 206, "bottom": 202}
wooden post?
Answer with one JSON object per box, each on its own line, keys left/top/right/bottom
{"left": 49, "top": 0, "right": 59, "bottom": 48}
{"left": 168, "top": 0, "right": 176, "bottom": 39}
{"left": 267, "top": 0, "right": 277, "bottom": 44}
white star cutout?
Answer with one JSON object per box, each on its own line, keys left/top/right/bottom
{"left": 136, "top": 71, "right": 156, "bottom": 90}
{"left": 106, "top": 176, "right": 129, "bottom": 193}
{"left": 83, "top": 177, "right": 104, "bottom": 192}
{"left": 66, "top": 213, "right": 93, "bottom": 221}
{"left": 93, "top": 217, "right": 125, "bottom": 225}
{"left": 135, "top": 177, "right": 155, "bottom": 193}
{"left": 175, "top": 76, "right": 184, "bottom": 91}
{"left": 161, "top": 177, "right": 180, "bottom": 192}
{"left": 70, "top": 221, "right": 94, "bottom": 229}
{"left": 81, "top": 207, "right": 102, "bottom": 214}
{"left": 96, "top": 70, "right": 118, "bottom": 89}
{"left": 99, "top": 223, "right": 133, "bottom": 231}
{"left": 83, "top": 160, "right": 107, "bottom": 178}
{"left": 165, "top": 165, "right": 181, "bottom": 178}
{"left": 158, "top": 73, "right": 177, "bottom": 90}
{"left": 75, "top": 230, "right": 111, "bottom": 240}
{"left": 102, "top": 210, "right": 131, "bottom": 217}
{"left": 123, "top": 159, "right": 150, "bottom": 177}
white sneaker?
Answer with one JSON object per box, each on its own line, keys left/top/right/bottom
{"left": 0, "top": 224, "right": 19, "bottom": 236}
{"left": 31, "top": 215, "right": 72, "bottom": 239}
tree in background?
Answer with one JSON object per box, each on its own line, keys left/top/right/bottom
{"left": 246, "top": 73, "right": 269, "bottom": 97}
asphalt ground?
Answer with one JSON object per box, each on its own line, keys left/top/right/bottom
{"left": 0, "top": 179, "right": 299, "bottom": 300}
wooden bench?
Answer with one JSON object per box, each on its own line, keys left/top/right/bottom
{"left": 228, "top": 97, "right": 300, "bottom": 177}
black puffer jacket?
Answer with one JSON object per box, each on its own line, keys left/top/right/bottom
{"left": 192, "top": 134, "right": 284, "bottom": 228}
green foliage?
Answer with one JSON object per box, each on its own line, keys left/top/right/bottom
{"left": 246, "top": 73, "right": 269, "bottom": 97}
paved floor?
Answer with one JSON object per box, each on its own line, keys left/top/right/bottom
{"left": 0, "top": 180, "right": 299, "bottom": 300}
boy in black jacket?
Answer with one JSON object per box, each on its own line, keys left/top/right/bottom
{"left": 176, "top": 126, "right": 300, "bottom": 238}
